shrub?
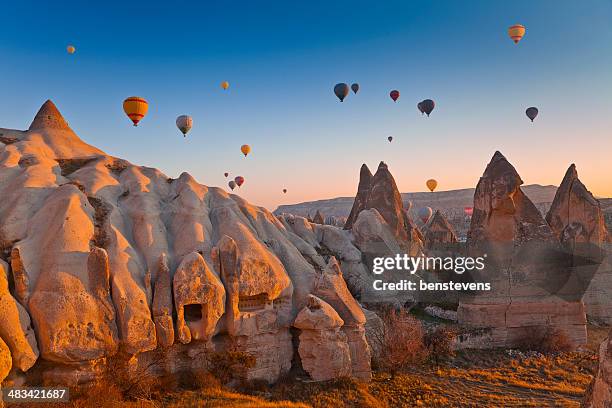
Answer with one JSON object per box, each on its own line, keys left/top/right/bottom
{"left": 370, "top": 308, "right": 429, "bottom": 376}
{"left": 517, "top": 326, "right": 574, "bottom": 354}
{"left": 205, "top": 348, "right": 257, "bottom": 385}
{"left": 424, "top": 326, "right": 456, "bottom": 366}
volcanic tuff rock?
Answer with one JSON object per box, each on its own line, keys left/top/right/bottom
{"left": 0, "top": 100, "right": 372, "bottom": 384}
{"left": 312, "top": 210, "right": 324, "bottom": 225}
{"left": 584, "top": 330, "right": 612, "bottom": 408}
{"left": 458, "top": 151, "right": 587, "bottom": 348}
{"left": 422, "top": 210, "right": 458, "bottom": 249}
{"left": 293, "top": 295, "right": 351, "bottom": 381}
{"left": 545, "top": 165, "right": 612, "bottom": 324}
{"left": 344, "top": 162, "right": 423, "bottom": 251}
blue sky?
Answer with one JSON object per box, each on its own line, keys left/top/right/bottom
{"left": 1, "top": 1, "right": 611, "bottom": 209}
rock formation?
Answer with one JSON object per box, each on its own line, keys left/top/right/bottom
{"left": 345, "top": 162, "right": 423, "bottom": 251}
{"left": 0, "top": 259, "right": 39, "bottom": 372}
{"left": 173, "top": 252, "right": 225, "bottom": 344}
{"left": 584, "top": 330, "right": 611, "bottom": 408}
{"left": 345, "top": 164, "right": 374, "bottom": 230}
{"left": 0, "top": 100, "right": 373, "bottom": 385}
{"left": 458, "top": 151, "right": 587, "bottom": 348}
{"left": 422, "top": 210, "right": 458, "bottom": 249}
{"left": 293, "top": 295, "right": 351, "bottom": 381}
{"left": 545, "top": 164, "right": 612, "bottom": 324}
{"left": 312, "top": 210, "right": 324, "bottom": 225}
{"left": 314, "top": 258, "right": 371, "bottom": 380}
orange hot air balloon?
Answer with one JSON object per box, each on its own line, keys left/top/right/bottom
{"left": 234, "top": 176, "right": 245, "bottom": 187}
{"left": 240, "top": 144, "right": 251, "bottom": 157}
{"left": 390, "top": 90, "right": 400, "bottom": 102}
{"left": 426, "top": 179, "right": 438, "bottom": 192}
{"left": 66, "top": 45, "right": 76, "bottom": 54}
{"left": 508, "top": 24, "right": 525, "bottom": 44}
{"left": 123, "top": 97, "right": 149, "bottom": 126}
{"left": 221, "top": 81, "right": 229, "bottom": 90}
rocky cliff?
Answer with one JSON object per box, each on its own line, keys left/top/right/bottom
{"left": 0, "top": 101, "right": 373, "bottom": 386}
{"left": 458, "top": 152, "right": 589, "bottom": 348}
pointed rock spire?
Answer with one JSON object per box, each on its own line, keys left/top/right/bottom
{"left": 313, "top": 210, "right": 324, "bottom": 225}
{"left": 344, "top": 164, "right": 373, "bottom": 229}
{"left": 422, "top": 210, "right": 458, "bottom": 248}
{"left": 469, "top": 151, "right": 552, "bottom": 243}
{"left": 29, "top": 100, "right": 71, "bottom": 131}
{"left": 546, "top": 164, "right": 609, "bottom": 248}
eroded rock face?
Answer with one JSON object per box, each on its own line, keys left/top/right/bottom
{"left": 174, "top": 252, "right": 225, "bottom": 344}
{"left": 545, "top": 164, "right": 612, "bottom": 324}
{"left": 314, "top": 258, "right": 371, "bottom": 380}
{"left": 0, "top": 259, "right": 38, "bottom": 371}
{"left": 0, "top": 336, "right": 11, "bottom": 386}
{"left": 152, "top": 254, "right": 174, "bottom": 348}
{"left": 459, "top": 152, "right": 587, "bottom": 348}
{"left": 293, "top": 295, "right": 351, "bottom": 381}
{"left": 584, "top": 331, "right": 612, "bottom": 408}
{"left": 0, "top": 100, "right": 372, "bottom": 384}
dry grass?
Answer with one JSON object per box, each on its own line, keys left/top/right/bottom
{"left": 13, "top": 327, "right": 603, "bottom": 408}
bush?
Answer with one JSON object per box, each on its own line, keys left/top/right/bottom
{"left": 370, "top": 308, "right": 429, "bottom": 376}
{"left": 424, "top": 326, "right": 456, "bottom": 366}
{"left": 517, "top": 326, "right": 574, "bottom": 354}
{"left": 205, "top": 348, "right": 257, "bottom": 385}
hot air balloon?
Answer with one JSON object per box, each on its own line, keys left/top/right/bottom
{"left": 176, "top": 115, "right": 193, "bottom": 137}
{"left": 224, "top": 172, "right": 229, "bottom": 177}
{"left": 387, "top": 136, "right": 393, "bottom": 143}
{"left": 234, "top": 176, "right": 245, "bottom": 187}
{"left": 283, "top": 188, "right": 287, "bottom": 194}
{"left": 221, "top": 81, "right": 229, "bottom": 90}
{"left": 421, "top": 99, "right": 435, "bottom": 116}
{"left": 417, "top": 102, "right": 424, "bottom": 115}
{"left": 526, "top": 107, "right": 539, "bottom": 122}
{"left": 351, "top": 83, "right": 359, "bottom": 94}
{"left": 334, "top": 83, "right": 349, "bottom": 102}
{"left": 418, "top": 207, "right": 433, "bottom": 224}
{"left": 228, "top": 180, "right": 236, "bottom": 190}
{"left": 123, "top": 97, "right": 149, "bottom": 127}
{"left": 426, "top": 179, "right": 438, "bottom": 192}
{"left": 390, "top": 90, "right": 400, "bottom": 102}
{"left": 464, "top": 206, "right": 474, "bottom": 216}
{"left": 241, "top": 144, "right": 251, "bottom": 157}
{"left": 508, "top": 24, "right": 526, "bottom": 44}
{"left": 66, "top": 45, "right": 76, "bottom": 54}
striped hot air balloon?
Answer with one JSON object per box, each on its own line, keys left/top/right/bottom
{"left": 123, "top": 97, "right": 149, "bottom": 126}
{"left": 508, "top": 24, "right": 525, "bottom": 44}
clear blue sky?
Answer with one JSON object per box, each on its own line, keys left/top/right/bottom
{"left": 1, "top": 0, "right": 611, "bottom": 209}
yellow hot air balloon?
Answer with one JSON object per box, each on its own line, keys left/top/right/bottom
{"left": 66, "top": 45, "right": 76, "bottom": 54}
{"left": 508, "top": 24, "right": 525, "bottom": 44}
{"left": 221, "top": 81, "right": 230, "bottom": 90}
{"left": 123, "top": 97, "right": 149, "bottom": 127}
{"left": 241, "top": 144, "right": 251, "bottom": 157}
{"left": 426, "top": 179, "right": 438, "bottom": 192}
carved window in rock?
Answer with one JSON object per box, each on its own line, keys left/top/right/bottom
{"left": 238, "top": 293, "right": 272, "bottom": 312}
{"left": 184, "top": 304, "right": 203, "bottom": 322}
